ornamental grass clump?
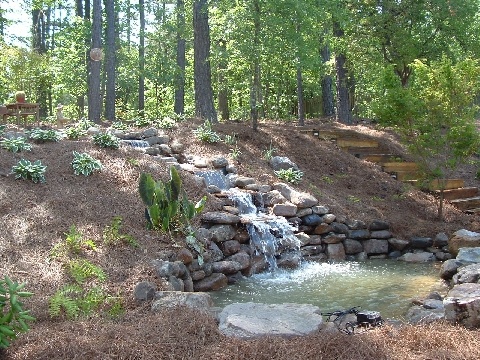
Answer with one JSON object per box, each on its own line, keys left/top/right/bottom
{"left": 71, "top": 151, "right": 102, "bottom": 176}
{"left": 12, "top": 159, "right": 46, "bottom": 183}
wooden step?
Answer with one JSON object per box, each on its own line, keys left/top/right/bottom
{"left": 465, "top": 208, "right": 480, "bottom": 215}
{"left": 429, "top": 179, "right": 465, "bottom": 190}
{"left": 450, "top": 196, "right": 480, "bottom": 211}
{"left": 393, "top": 171, "right": 421, "bottom": 181}
{"left": 359, "top": 154, "right": 400, "bottom": 163}
{"left": 337, "top": 138, "right": 379, "bottom": 149}
{"left": 436, "top": 187, "right": 478, "bottom": 201}
{"left": 382, "top": 162, "right": 419, "bottom": 172}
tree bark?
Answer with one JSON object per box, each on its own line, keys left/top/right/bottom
{"left": 138, "top": 0, "right": 145, "bottom": 114}
{"left": 88, "top": 0, "right": 102, "bottom": 123}
{"left": 320, "top": 35, "right": 334, "bottom": 116}
{"left": 250, "top": 0, "right": 261, "bottom": 131}
{"left": 333, "top": 21, "right": 352, "bottom": 125}
{"left": 296, "top": 63, "right": 305, "bottom": 126}
{"left": 104, "top": 0, "right": 116, "bottom": 121}
{"left": 174, "top": 0, "right": 186, "bottom": 115}
{"left": 193, "top": 0, "right": 217, "bottom": 122}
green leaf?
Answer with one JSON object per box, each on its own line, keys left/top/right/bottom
{"left": 138, "top": 173, "right": 156, "bottom": 206}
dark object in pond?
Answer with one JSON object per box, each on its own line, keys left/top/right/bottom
{"left": 322, "top": 307, "right": 384, "bottom": 335}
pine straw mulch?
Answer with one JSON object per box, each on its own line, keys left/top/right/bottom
{"left": 4, "top": 306, "right": 480, "bottom": 360}
{"left": 1, "top": 117, "right": 480, "bottom": 359}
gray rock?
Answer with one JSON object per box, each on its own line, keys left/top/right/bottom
{"left": 405, "top": 305, "right": 444, "bottom": 324}
{"left": 398, "top": 252, "right": 436, "bottom": 263}
{"left": 212, "top": 157, "right": 229, "bottom": 168}
{"left": 345, "top": 219, "right": 366, "bottom": 230}
{"left": 301, "top": 245, "right": 324, "bottom": 256}
{"left": 235, "top": 176, "right": 256, "bottom": 187}
{"left": 369, "top": 220, "right": 390, "bottom": 231}
{"left": 209, "top": 224, "right": 237, "bottom": 242}
{"left": 142, "top": 127, "right": 158, "bottom": 138}
{"left": 448, "top": 229, "right": 480, "bottom": 257}
{"left": 145, "top": 135, "right": 170, "bottom": 146}
{"left": 330, "top": 222, "right": 349, "bottom": 234}
{"left": 221, "top": 240, "right": 241, "bottom": 256}
{"left": 176, "top": 248, "right": 194, "bottom": 265}
{"left": 363, "top": 239, "right": 389, "bottom": 255}
{"left": 201, "top": 212, "right": 241, "bottom": 224}
{"left": 326, "top": 243, "right": 346, "bottom": 260}
{"left": 302, "top": 214, "right": 323, "bottom": 226}
{"left": 410, "top": 237, "right": 433, "bottom": 249}
{"left": 228, "top": 251, "right": 251, "bottom": 270}
{"left": 388, "top": 238, "right": 410, "bottom": 251}
{"left": 273, "top": 183, "right": 318, "bottom": 208}
{"left": 456, "top": 247, "right": 480, "bottom": 264}
{"left": 218, "top": 302, "right": 323, "bottom": 339}
{"left": 134, "top": 281, "right": 156, "bottom": 301}
{"left": 370, "top": 230, "right": 392, "bottom": 239}
{"left": 348, "top": 229, "right": 371, "bottom": 240}
{"left": 296, "top": 208, "right": 313, "bottom": 217}
{"left": 434, "top": 232, "right": 449, "bottom": 248}
{"left": 261, "top": 190, "right": 287, "bottom": 206}
{"left": 170, "top": 141, "right": 184, "bottom": 153}
{"left": 435, "top": 252, "right": 452, "bottom": 261}
{"left": 193, "top": 273, "right": 228, "bottom": 292}
{"left": 277, "top": 251, "right": 302, "bottom": 269}
{"left": 151, "top": 291, "right": 213, "bottom": 312}
{"left": 272, "top": 203, "right": 298, "bottom": 217}
{"left": 444, "top": 283, "right": 480, "bottom": 328}
{"left": 313, "top": 223, "right": 333, "bottom": 235}
{"left": 323, "top": 233, "right": 346, "bottom": 244}
{"left": 344, "top": 239, "right": 363, "bottom": 255}
{"left": 167, "top": 276, "right": 184, "bottom": 291}
{"left": 312, "top": 205, "right": 329, "bottom": 215}
{"left": 452, "top": 264, "right": 480, "bottom": 284}
{"left": 212, "top": 260, "right": 243, "bottom": 274}
{"left": 204, "top": 242, "right": 224, "bottom": 262}
{"left": 269, "top": 156, "right": 299, "bottom": 171}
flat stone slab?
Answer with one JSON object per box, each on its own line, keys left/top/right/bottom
{"left": 218, "top": 302, "right": 323, "bottom": 339}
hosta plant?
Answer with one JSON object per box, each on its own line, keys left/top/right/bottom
{"left": 0, "top": 137, "right": 31, "bottom": 153}
{"left": 12, "top": 159, "right": 46, "bottom": 183}
{"left": 92, "top": 133, "right": 119, "bottom": 149}
{"left": 28, "top": 128, "right": 62, "bottom": 143}
{"left": 71, "top": 151, "right": 102, "bottom": 176}
{"left": 193, "top": 121, "right": 221, "bottom": 143}
{"left": 0, "top": 276, "right": 35, "bottom": 349}
{"left": 65, "top": 126, "right": 87, "bottom": 140}
{"left": 274, "top": 167, "right": 304, "bottom": 184}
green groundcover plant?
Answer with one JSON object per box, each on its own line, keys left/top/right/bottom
{"left": 12, "top": 159, "right": 46, "bottom": 183}
{"left": 71, "top": 151, "right": 102, "bottom": 176}
{"left": 0, "top": 137, "right": 31, "bottom": 153}
{"left": 0, "top": 276, "right": 35, "bottom": 349}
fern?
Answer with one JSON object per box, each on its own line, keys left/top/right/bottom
{"left": 66, "top": 259, "right": 106, "bottom": 284}
{"left": 49, "top": 284, "right": 82, "bottom": 319}
{"left": 103, "top": 216, "right": 138, "bottom": 248}
{"left": 79, "top": 287, "right": 105, "bottom": 314}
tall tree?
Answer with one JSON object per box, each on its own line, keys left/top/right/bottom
{"left": 320, "top": 32, "right": 334, "bottom": 116}
{"left": 104, "top": 0, "right": 116, "bottom": 121}
{"left": 249, "top": 0, "right": 261, "bottom": 130}
{"left": 217, "top": 38, "right": 229, "bottom": 120}
{"left": 333, "top": 20, "right": 352, "bottom": 125}
{"left": 138, "top": 0, "right": 145, "bottom": 114}
{"left": 174, "top": 0, "right": 186, "bottom": 115}
{"left": 88, "top": 0, "right": 102, "bottom": 123}
{"left": 193, "top": 0, "right": 217, "bottom": 122}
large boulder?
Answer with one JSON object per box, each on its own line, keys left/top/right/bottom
{"left": 273, "top": 183, "right": 318, "bottom": 208}
{"left": 448, "top": 230, "right": 480, "bottom": 257}
{"left": 151, "top": 291, "right": 213, "bottom": 312}
{"left": 439, "top": 259, "right": 465, "bottom": 280}
{"left": 444, "top": 283, "right": 480, "bottom": 328}
{"left": 218, "top": 302, "right": 323, "bottom": 339}
{"left": 398, "top": 251, "right": 436, "bottom": 263}
{"left": 456, "top": 247, "right": 480, "bottom": 264}
{"left": 269, "top": 156, "right": 299, "bottom": 171}
{"left": 452, "top": 264, "right": 480, "bottom": 285}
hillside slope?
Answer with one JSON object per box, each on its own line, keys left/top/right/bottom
{"left": 1, "top": 118, "right": 479, "bottom": 359}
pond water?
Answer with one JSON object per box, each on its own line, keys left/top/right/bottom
{"left": 209, "top": 259, "right": 443, "bottom": 320}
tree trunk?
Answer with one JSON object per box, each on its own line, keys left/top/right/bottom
{"left": 333, "top": 21, "right": 352, "bottom": 125}
{"left": 32, "top": 8, "right": 48, "bottom": 117}
{"left": 296, "top": 63, "right": 305, "bottom": 126}
{"left": 138, "top": 0, "right": 145, "bottom": 115}
{"left": 250, "top": 0, "right": 261, "bottom": 131}
{"left": 320, "top": 35, "right": 334, "bottom": 116}
{"left": 88, "top": 0, "right": 102, "bottom": 123}
{"left": 104, "top": 0, "right": 116, "bottom": 121}
{"left": 193, "top": 0, "right": 217, "bottom": 122}
{"left": 217, "top": 39, "right": 229, "bottom": 121}
{"left": 174, "top": 0, "right": 186, "bottom": 115}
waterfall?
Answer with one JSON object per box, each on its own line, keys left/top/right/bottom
{"left": 227, "top": 188, "right": 300, "bottom": 270}
{"left": 120, "top": 139, "right": 150, "bottom": 148}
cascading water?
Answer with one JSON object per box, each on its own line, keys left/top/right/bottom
{"left": 120, "top": 139, "right": 150, "bottom": 148}
{"left": 227, "top": 188, "right": 300, "bottom": 270}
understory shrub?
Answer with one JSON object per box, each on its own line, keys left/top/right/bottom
{"left": 12, "top": 159, "right": 46, "bottom": 183}
{"left": 0, "top": 137, "right": 31, "bottom": 153}
{"left": 92, "top": 132, "right": 119, "bottom": 149}
{"left": 274, "top": 167, "right": 303, "bottom": 184}
{"left": 0, "top": 276, "right": 35, "bottom": 349}
{"left": 71, "top": 151, "right": 102, "bottom": 176}
{"left": 193, "top": 121, "right": 221, "bottom": 143}
{"left": 28, "top": 128, "right": 62, "bottom": 143}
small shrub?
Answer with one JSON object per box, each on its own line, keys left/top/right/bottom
{"left": 103, "top": 216, "right": 138, "bottom": 248}
{"left": 77, "top": 118, "right": 95, "bottom": 130}
{"left": 229, "top": 146, "right": 242, "bottom": 160}
{"left": 158, "top": 117, "right": 177, "bottom": 130}
{"left": 262, "top": 142, "right": 277, "bottom": 161}
{"left": 12, "top": 159, "right": 46, "bottom": 183}
{"left": 65, "top": 126, "right": 87, "bottom": 140}
{"left": 223, "top": 132, "right": 237, "bottom": 145}
{"left": 28, "top": 128, "right": 62, "bottom": 143}
{"left": 71, "top": 151, "right": 102, "bottom": 176}
{"left": 274, "top": 167, "right": 303, "bottom": 184}
{"left": 0, "top": 137, "right": 31, "bottom": 153}
{"left": 193, "top": 121, "right": 221, "bottom": 143}
{"left": 92, "top": 132, "right": 119, "bottom": 149}
{"left": 0, "top": 276, "right": 35, "bottom": 349}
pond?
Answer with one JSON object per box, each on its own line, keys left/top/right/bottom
{"left": 209, "top": 259, "right": 443, "bottom": 320}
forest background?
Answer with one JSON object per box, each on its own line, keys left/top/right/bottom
{"left": 1, "top": 0, "right": 480, "bottom": 128}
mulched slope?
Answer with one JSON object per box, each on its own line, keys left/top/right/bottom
{"left": 1, "top": 118, "right": 479, "bottom": 359}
